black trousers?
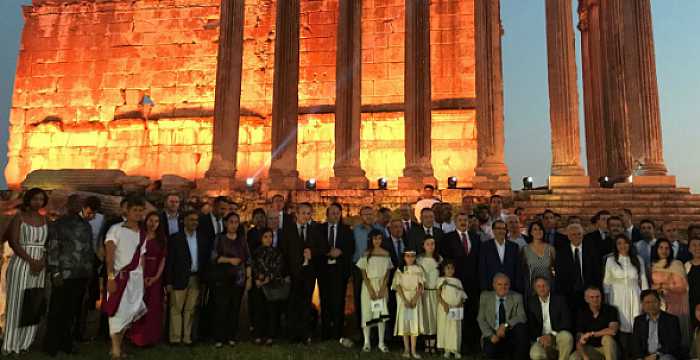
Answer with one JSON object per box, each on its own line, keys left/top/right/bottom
{"left": 250, "top": 287, "right": 282, "bottom": 339}
{"left": 461, "top": 295, "right": 481, "bottom": 353}
{"left": 287, "top": 268, "right": 315, "bottom": 342}
{"left": 211, "top": 284, "right": 244, "bottom": 343}
{"left": 482, "top": 323, "right": 529, "bottom": 360}
{"left": 45, "top": 278, "right": 88, "bottom": 356}
{"left": 352, "top": 266, "right": 364, "bottom": 332}
{"left": 318, "top": 264, "right": 348, "bottom": 340}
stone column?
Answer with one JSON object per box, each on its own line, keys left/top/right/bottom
{"left": 398, "top": 0, "right": 436, "bottom": 190}
{"left": 624, "top": 0, "right": 673, "bottom": 186}
{"left": 473, "top": 0, "right": 510, "bottom": 190}
{"left": 578, "top": 0, "right": 607, "bottom": 184}
{"left": 330, "top": 0, "right": 368, "bottom": 189}
{"left": 205, "top": 0, "right": 245, "bottom": 187}
{"left": 600, "top": 0, "right": 633, "bottom": 179}
{"left": 265, "top": 0, "right": 302, "bottom": 190}
{"left": 544, "top": 0, "right": 587, "bottom": 188}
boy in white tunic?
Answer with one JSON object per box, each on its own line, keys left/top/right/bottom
{"left": 104, "top": 196, "right": 146, "bottom": 359}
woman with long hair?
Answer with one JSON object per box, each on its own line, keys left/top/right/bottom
{"left": 522, "top": 221, "right": 555, "bottom": 294}
{"left": 652, "top": 238, "right": 690, "bottom": 347}
{"left": 128, "top": 211, "right": 168, "bottom": 346}
{"left": 356, "top": 229, "right": 392, "bottom": 352}
{"left": 417, "top": 237, "right": 441, "bottom": 354}
{"left": 2, "top": 188, "right": 49, "bottom": 355}
{"left": 603, "top": 233, "right": 649, "bottom": 352}
{"left": 250, "top": 227, "right": 286, "bottom": 345}
{"left": 211, "top": 212, "right": 250, "bottom": 348}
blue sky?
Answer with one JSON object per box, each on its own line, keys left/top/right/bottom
{"left": 0, "top": 1, "right": 698, "bottom": 191}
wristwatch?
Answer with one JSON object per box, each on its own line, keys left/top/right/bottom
{"left": 504, "top": 323, "right": 510, "bottom": 330}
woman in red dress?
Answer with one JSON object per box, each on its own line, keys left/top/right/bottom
{"left": 129, "top": 211, "right": 167, "bottom": 346}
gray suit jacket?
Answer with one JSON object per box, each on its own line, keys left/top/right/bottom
{"left": 477, "top": 290, "right": 527, "bottom": 338}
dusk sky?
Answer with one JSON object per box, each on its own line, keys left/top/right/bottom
{"left": 0, "top": 1, "right": 698, "bottom": 191}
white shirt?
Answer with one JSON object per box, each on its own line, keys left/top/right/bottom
{"left": 88, "top": 212, "right": 104, "bottom": 248}
{"left": 441, "top": 221, "right": 456, "bottom": 233}
{"left": 539, "top": 296, "right": 555, "bottom": 336}
{"left": 272, "top": 230, "right": 279, "bottom": 248}
{"left": 481, "top": 223, "right": 494, "bottom": 240}
{"left": 211, "top": 213, "right": 224, "bottom": 234}
{"left": 571, "top": 243, "right": 583, "bottom": 275}
{"left": 671, "top": 240, "right": 681, "bottom": 258}
{"left": 495, "top": 239, "right": 506, "bottom": 263}
{"left": 415, "top": 198, "right": 440, "bottom": 220}
{"left": 297, "top": 223, "right": 308, "bottom": 241}
{"left": 166, "top": 211, "right": 180, "bottom": 236}
{"left": 185, "top": 230, "right": 198, "bottom": 272}
{"left": 278, "top": 210, "right": 284, "bottom": 229}
{"left": 105, "top": 222, "right": 142, "bottom": 271}
{"left": 423, "top": 225, "right": 434, "bottom": 237}
{"left": 509, "top": 234, "right": 528, "bottom": 250}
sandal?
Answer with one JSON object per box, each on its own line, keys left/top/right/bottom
{"left": 265, "top": 339, "right": 273, "bottom": 346}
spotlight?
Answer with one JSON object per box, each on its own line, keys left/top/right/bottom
{"left": 598, "top": 176, "right": 614, "bottom": 188}
{"left": 305, "top": 178, "right": 317, "bottom": 191}
{"left": 377, "top": 177, "right": 388, "bottom": 190}
{"left": 523, "top": 176, "right": 533, "bottom": 190}
{"left": 448, "top": 176, "right": 458, "bottom": 189}
{"left": 245, "top": 177, "right": 255, "bottom": 189}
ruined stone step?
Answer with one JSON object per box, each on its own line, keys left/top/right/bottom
{"left": 550, "top": 187, "right": 692, "bottom": 194}
{"left": 515, "top": 200, "right": 700, "bottom": 209}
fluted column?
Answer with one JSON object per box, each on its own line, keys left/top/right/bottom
{"left": 545, "top": 0, "right": 587, "bottom": 188}
{"left": 600, "top": 0, "right": 633, "bottom": 179}
{"left": 398, "top": 0, "right": 436, "bottom": 189}
{"left": 266, "top": 0, "right": 302, "bottom": 190}
{"left": 330, "top": 0, "right": 368, "bottom": 189}
{"left": 206, "top": 0, "right": 244, "bottom": 182}
{"left": 473, "top": 0, "right": 510, "bottom": 190}
{"left": 578, "top": 0, "right": 607, "bottom": 183}
{"left": 625, "top": 0, "right": 668, "bottom": 176}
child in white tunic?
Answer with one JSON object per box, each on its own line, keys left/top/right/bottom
{"left": 417, "top": 237, "right": 441, "bottom": 354}
{"left": 356, "top": 230, "right": 393, "bottom": 352}
{"left": 393, "top": 250, "right": 425, "bottom": 359}
{"left": 437, "top": 260, "right": 467, "bottom": 359}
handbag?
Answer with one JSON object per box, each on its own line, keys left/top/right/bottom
{"left": 19, "top": 287, "right": 47, "bottom": 327}
{"left": 262, "top": 277, "right": 291, "bottom": 302}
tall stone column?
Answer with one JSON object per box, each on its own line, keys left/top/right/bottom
{"left": 265, "top": 0, "right": 302, "bottom": 190}
{"left": 330, "top": 0, "right": 368, "bottom": 189}
{"left": 205, "top": 0, "right": 245, "bottom": 187}
{"left": 473, "top": 0, "right": 510, "bottom": 190}
{"left": 624, "top": 0, "right": 673, "bottom": 186}
{"left": 399, "top": 0, "right": 436, "bottom": 190}
{"left": 578, "top": 0, "right": 607, "bottom": 184}
{"left": 600, "top": 0, "right": 633, "bottom": 179}
{"left": 545, "top": 0, "right": 587, "bottom": 188}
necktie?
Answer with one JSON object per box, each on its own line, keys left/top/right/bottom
{"left": 574, "top": 247, "right": 583, "bottom": 290}
{"left": 404, "top": 221, "right": 409, "bottom": 232}
{"left": 498, "top": 298, "right": 506, "bottom": 327}
{"left": 328, "top": 224, "right": 335, "bottom": 247}
{"left": 426, "top": 228, "right": 432, "bottom": 237}
{"left": 461, "top": 232, "right": 470, "bottom": 255}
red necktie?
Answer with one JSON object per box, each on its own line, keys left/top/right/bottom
{"left": 461, "top": 232, "right": 470, "bottom": 255}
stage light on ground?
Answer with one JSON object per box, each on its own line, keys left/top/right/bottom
{"left": 448, "top": 176, "right": 458, "bottom": 189}
{"left": 523, "top": 176, "right": 533, "bottom": 190}
{"left": 245, "top": 177, "right": 255, "bottom": 188}
{"left": 305, "top": 178, "right": 317, "bottom": 191}
{"left": 598, "top": 176, "right": 614, "bottom": 188}
{"left": 377, "top": 177, "right": 388, "bottom": 190}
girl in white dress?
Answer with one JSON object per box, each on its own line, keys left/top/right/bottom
{"left": 393, "top": 250, "right": 425, "bottom": 359}
{"left": 417, "top": 237, "right": 441, "bottom": 354}
{"left": 355, "top": 229, "right": 393, "bottom": 352}
{"left": 603, "top": 233, "right": 648, "bottom": 349}
{"left": 437, "top": 260, "right": 467, "bottom": 359}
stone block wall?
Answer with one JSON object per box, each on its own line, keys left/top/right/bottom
{"left": 6, "top": 0, "right": 476, "bottom": 189}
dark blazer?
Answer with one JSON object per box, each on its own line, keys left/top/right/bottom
{"left": 382, "top": 236, "right": 411, "bottom": 268}
{"left": 406, "top": 224, "right": 444, "bottom": 253}
{"left": 159, "top": 211, "right": 184, "bottom": 236}
{"left": 316, "top": 221, "right": 355, "bottom": 277}
{"left": 628, "top": 226, "right": 643, "bottom": 243}
{"left": 198, "top": 213, "right": 222, "bottom": 249}
{"left": 479, "top": 239, "right": 522, "bottom": 292}
{"left": 631, "top": 311, "right": 681, "bottom": 359}
{"left": 280, "top": 221, "right": 323, "bottom": 280}
{"left": 440, "top": 230, "right": 481, "bottom": 300}
{"left": 247, "top": 226, "right": 264, "bottom": 253}
{"left": 165, "top": 229, "right": 209, "bottom": 290}
{"left": 584, "top": 230, "right": 614, "bottom": 257}
{"left": 526, "top": 294, "right": 572, "bottom": 341}
{"left": 544, "top": 230, "right": 569, "bottom": 249}
{"left": 554, "top": 239, "right": 603, "bottom": 297}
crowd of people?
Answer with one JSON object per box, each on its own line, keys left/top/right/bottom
{"left": 0, "top": 184, "right": 699, "bottom": 360}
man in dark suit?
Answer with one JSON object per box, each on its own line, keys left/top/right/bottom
{"left": 270, "top": 194, "right": 294, "bottom": 230}
{"left": 246, "top": 208, "right": 268, "bottom": 252}
{"left": 543, "top": 209, "right": 569, "bottom": 248}
{"left": 440, "top": 211, "right": 481, "bottom": 354}
{"left": 382, "top": 219, "right": 410, "bottom": 342}
{"left": 398, "top": 203, "right": 419, "bottom": 234}
{"left": 555, "top": 223, "right": 603, "bottom": 319}
{"left": 280, "top": 202, "right": 322, "bottom": 344}
{"left": 479, "top": 220, "right": 522, "bottom": 293}
{"left": 527, "top": 277, "right": 573, "bottom": 360}
{"left": 317, "top": 203, "right": 355, "bottom": 342}
{"left": 160, "top": 193, "right": 184, "bottom": 236}
{"left": 406, "top": 207, "right": 444, "bottom": 252}
{"left": 631, "top": 290, "right": 682, "bottom": 360}
{"left": 659, "top": 221, "right": 692, "bottom": 263}
{"left": 621, "top": 208, "right": 643, "bottom": 243}
{"left": 165, "top": 211, "right": 207, "bottom": 345}
{"left": 583, "top": 210, "right": 612, "bottom": 257}
{"left": 477, "top": 273, "right": 529, "bottom": 360}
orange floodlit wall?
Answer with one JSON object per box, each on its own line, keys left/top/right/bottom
{"left": 6, "top": 0, "right": 476, "bottom": 189}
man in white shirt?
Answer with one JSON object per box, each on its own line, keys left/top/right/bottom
{"left": 270, "top": 194, "right": 289, "bottom": 230}
{"left": 438, "top": 203, "right": 456, "bottom": 233}
{"left": 161, "top": 193, "right": 182, "bottom": 236}
{"left": 414, "top": 184, "right": 440, "bottom": 221}
{"left": 505, "top": 215, "right": 527, "bottom": 250}
{"left": 526, "top": 277, "right": 573, "bottom": 360}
